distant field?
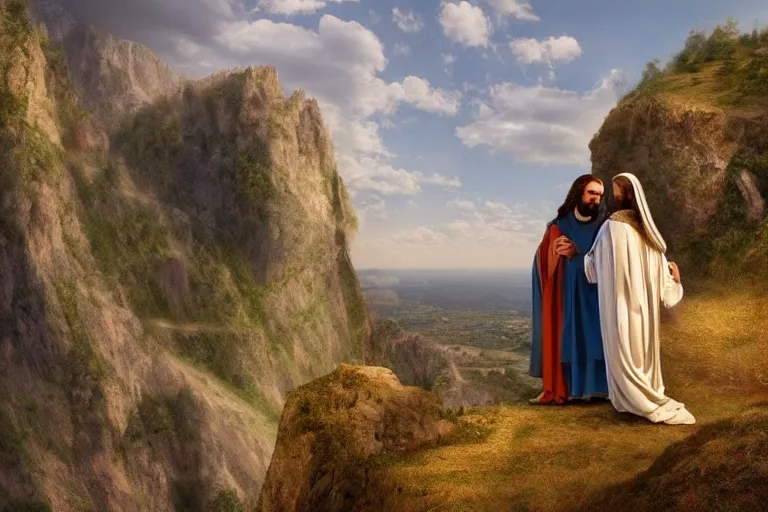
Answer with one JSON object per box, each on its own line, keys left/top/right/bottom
{"left": 360, "top": 269, "right": 539, "bottom": 404}
{"left": 359, "top": 268, "right": 532, "bottom": 315}
{"left": 361, "top": 268, "right": 532, "bottom": 351}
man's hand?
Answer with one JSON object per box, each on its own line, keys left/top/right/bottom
{"left": 668, "top": 261, "right": 681, "bottom": 283}
{"left": 553, "top": 236, "right": 579, "bottom": 259}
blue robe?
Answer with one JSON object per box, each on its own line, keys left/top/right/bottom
{"left": 556, "top": 213, "right": 608, "bottom": 399}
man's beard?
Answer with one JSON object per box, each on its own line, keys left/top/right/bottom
{"left": 577, "top": 201, "right": 599, "bottom": 219}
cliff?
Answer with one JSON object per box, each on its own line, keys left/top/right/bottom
{"left": 0, "top": 1, "right": 367, "bottom": 510}
{"left": 590, "top": 22, "right": 768, "bottom": 284}
{"left": 29, "top": 0, "right": 185, "bottom": 130}
{"left": 365, "top": 318, "right": 452, "bottom": 392}
{"left": 256, "top": 364, "right": 454, "bottom": 512}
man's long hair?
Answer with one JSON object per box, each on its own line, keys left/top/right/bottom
{"left": 554, "top": 174, "right": 604, "bottom": 221}
{"left": 612, "top": 175, "right": 640, "bottom": 214}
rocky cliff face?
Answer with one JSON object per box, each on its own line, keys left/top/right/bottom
{"left": 590, "top": 29, "right": 768, "bottom": 284}
{"left": 30, "top": 0, "right": 185, "bottom": 129}
{"left": 0, "top": 1, "right": 367, "bottom": 510}
{"left": 257, "top": 364, "right": 455, "bottom": 512}
{"left": 365, "top": 318, "right": 452, "bottom": 392}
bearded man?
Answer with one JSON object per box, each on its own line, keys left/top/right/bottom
{"left": 529, "top": 174, "right": 609, "bottom": 405}
{"left": 584, "top": 173, "right": 694, "bottom": 425}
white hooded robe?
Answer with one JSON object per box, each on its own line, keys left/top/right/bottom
{"left": 584, "top": 173, "right": 695, "bottom": 425}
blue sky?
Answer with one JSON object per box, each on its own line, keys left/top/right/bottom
{"left": 60, "top": 0, "right": 768, "bottom": 269}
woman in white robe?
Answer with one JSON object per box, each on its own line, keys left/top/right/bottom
{"left": 584, "top": 172, "right": 695, "bottom": 425}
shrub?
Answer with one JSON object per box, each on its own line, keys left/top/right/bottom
{"left": 673, "top": 30, "right": 707, "bottom": 72}
{"left": 233, "top": 141, "right": 274, "bottom": 214}
{"left": 640, "top": 59, "right": 663, "bottom": 85}
{"left": 208, "top": 490, "right": 243, "bottom": 512}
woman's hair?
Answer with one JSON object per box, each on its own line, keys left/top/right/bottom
{"left": 555, "top": 174, "right": 603, "bottom": 220}
{"left": 612, "top": 175, "right": 640, "bottom": 214}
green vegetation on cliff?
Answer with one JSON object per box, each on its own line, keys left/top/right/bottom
{"left": 693, "top": 153, "right": 768, "bottom": 282}
{"left": 0, "top": 1, "right": 62, "bottom": 188}
{"left": 626, "top": 19, "right": 768, "bottom": 108}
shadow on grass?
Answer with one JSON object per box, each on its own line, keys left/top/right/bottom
{"left": 573, "top": 411, "right": 768, "bottom": 512}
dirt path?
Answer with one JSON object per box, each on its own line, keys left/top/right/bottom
{"left": 448, "top": 360, "right": 465, "bottom": 384}
{"left": 146, "top": 317, "right": 231, "bottom": 334}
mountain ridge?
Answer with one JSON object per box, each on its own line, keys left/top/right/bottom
{"left": 0, "top": 0, "right": 369, "bottom": 509}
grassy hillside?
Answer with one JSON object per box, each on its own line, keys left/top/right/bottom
{"left": 624, "top": 19, "right": 768, "bottom": 109}
{"left": 363, "top": 291, "right": 768, "bottom": 511}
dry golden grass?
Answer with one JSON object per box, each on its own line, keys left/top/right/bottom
{"left": 662, "top": 288, "right": 768, "bottom": 394}
{"left": 372, "top": 291, "right": 768, "bottom": 511}
{"left": 627, "top": 60, "right": 768, "bottom": 115}
{"left": 654, "top": 63, "right": 729, "bottom": 109}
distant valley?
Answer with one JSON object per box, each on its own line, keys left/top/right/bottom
{"left": 360, "top": 268, "right": 533, "bottom": 315}
{"left": 360, "top": 269, "right": 540, "bottom": 406}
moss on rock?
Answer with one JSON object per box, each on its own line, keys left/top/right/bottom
{"left": 258, "top": 364, "right": 455, "bottom": 512}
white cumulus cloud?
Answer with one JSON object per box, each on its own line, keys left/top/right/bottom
{"left": 447, "top": 198, "right": 477, "bottom": 211}
{"left": 360, "top": 194, "right": 389, "bottom": 220}
{"left": 486, "top": 0, "right": 539, "bottom": 21}
{"left": 455, "top": 69, "right": 627, "bottom": 166}
{"left": 440, "top": 1, "right": 491, "bottom": 48}
{"left": 401, "top": 76, "right": 462, "bottom": 115}
{"left": 255, "top": 0, "right": 358, "bottom": 16}
{"left": 509, "top": 35, "right": 582, "bottom": 65}
{"left": 392, "top": 42, "right": 410, "bottom": 56}
{"left": 338, "top": 154, "right": 461, "bottom": 197}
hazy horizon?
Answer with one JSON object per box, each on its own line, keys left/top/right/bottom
{"left": 359, "top": 267, "right": 532, "bottom": 315}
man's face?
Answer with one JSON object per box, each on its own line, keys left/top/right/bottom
{"left": 578, "top": 180, "right": 604, "bottom": 217}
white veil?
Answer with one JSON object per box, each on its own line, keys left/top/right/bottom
{"left": 614, "top": 172, "right": 667, "bottom": 253}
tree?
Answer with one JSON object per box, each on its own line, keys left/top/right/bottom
{"left": 760, "top": 27, "right": 768, "bottom": 46}
{"left": 705, "top": 19, "right": 739, "bottom": 61}
{"left": 640, "top": 59, "right": 663, "bottom": 85}
{"left": 674, "top": 30, "right": 707, "bottom": 72}
{"left": 723, "top": 17, "right": 740, "bottom": 38}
